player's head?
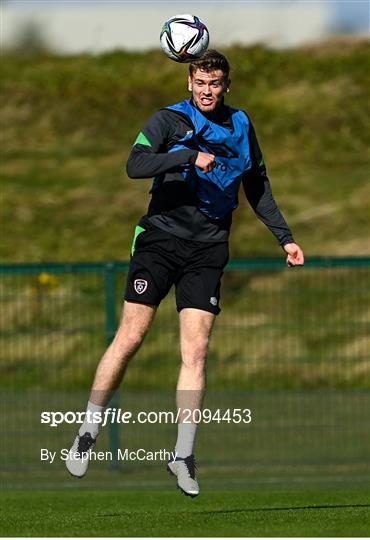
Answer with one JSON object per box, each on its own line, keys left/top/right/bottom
{"left": 188, "top": 50, "right": 230, "bottom": 113}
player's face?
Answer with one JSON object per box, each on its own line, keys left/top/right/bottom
{"left": 188, "top": 69, "right": 230, "bottom": 112}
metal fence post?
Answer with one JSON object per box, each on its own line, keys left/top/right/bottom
{"left": 104, "top": 262, "right": 120, "bottom": 469}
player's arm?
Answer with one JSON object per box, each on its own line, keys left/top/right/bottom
{"left": 126, "top": 110, "right": 199, "bottom": 178}
{"left": 242, "top": 119, "right": 304, "bottom": 266}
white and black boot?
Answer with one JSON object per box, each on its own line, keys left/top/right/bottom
{"left": 65, "top": 432, "right": 96, "bottom": 478}
{"left": 167, "top": 454, "right": 199, "bottom": 498}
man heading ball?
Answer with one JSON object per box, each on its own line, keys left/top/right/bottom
{"left": 66, "top": 50, "right": 304, "bottom": 497}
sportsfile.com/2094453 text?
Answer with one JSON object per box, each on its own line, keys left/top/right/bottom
{"left": 41, "top": 408, "right": 252, "bottom": 427}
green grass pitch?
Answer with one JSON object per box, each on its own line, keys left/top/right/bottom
{"left": 1, "top": 490, "right": 369, "bottom": 537}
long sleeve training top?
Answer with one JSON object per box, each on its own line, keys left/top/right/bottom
{"left": 126, "top": 100, "right": 294, "bottom": 246}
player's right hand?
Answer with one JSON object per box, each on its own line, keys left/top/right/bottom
{"left": 195, "top": 152, "right": 216, "bottom": 173}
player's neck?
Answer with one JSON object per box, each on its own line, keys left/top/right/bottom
{"left": 190, "top": 97, "right": 226, "bottom": 121}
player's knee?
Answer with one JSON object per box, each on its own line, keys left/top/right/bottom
{"left": 181, "top": 339, "right": 209, "bottom": 369}
{"left": 114, "top": 330, "right": 144, "bottom": 357}
{"left": 126, "top": 332, "right": 145, "bottom": 354}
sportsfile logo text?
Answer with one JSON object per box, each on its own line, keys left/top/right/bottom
{"left": 41, "top": 408, "right": 252, "bottom": 427}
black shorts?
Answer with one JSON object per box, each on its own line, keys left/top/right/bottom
{"left": 124, "top": 222, "right": 229, "bottom": 315}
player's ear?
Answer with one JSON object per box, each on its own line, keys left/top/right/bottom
{"left": 188, "top": 76, "right": 193, "bottom": 92}
{"left": 226, "top": 78, "right": 231, "bottom": 92}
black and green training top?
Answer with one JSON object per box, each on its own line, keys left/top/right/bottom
{"left": 126, "top": 100, "right": 294, "bottom": 246}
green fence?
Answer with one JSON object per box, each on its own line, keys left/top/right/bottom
{"left": 1, "top": 258, "right": 369, "bottom": 491}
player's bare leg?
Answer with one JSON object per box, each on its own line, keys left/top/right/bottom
{"left": 177, "top": 307, "right": 215, "bottom": 414}
{"left": 89, "top": 301, "right": 157, "bottom": 406}
{"left": 66, "top": 301, "right": 156, "bottom": 477}
{"left": 168, "top": 308, "right": 215, "bottom": 497}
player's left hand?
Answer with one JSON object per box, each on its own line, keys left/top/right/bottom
{"left": 283, "top": 242, "right": 305, "bottom": 267}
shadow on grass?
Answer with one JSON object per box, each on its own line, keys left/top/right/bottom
{"left": 99, "top": 503, "right": 370, "bottom": 517}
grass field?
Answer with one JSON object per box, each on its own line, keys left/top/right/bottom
{"left": 1, "top": 490, "right": 369, "bottom": 536}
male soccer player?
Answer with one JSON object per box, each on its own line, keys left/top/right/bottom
{"left": 66, "top": 50, "right": 304, "bottom": 497}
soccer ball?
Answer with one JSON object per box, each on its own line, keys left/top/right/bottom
{"left": 160, "top": 14, "right": 209, "bottom": 63}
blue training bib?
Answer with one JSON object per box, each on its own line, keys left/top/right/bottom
{"left": 166, "top": 99, "right": 252, "bottom": 220}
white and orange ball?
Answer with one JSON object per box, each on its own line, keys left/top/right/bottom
{"left": 160, "top": 14, "right": 209, "bottom": 63}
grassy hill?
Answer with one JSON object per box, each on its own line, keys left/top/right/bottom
{"left": 1, "top": 38, "right": 370, "bottom": 262}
